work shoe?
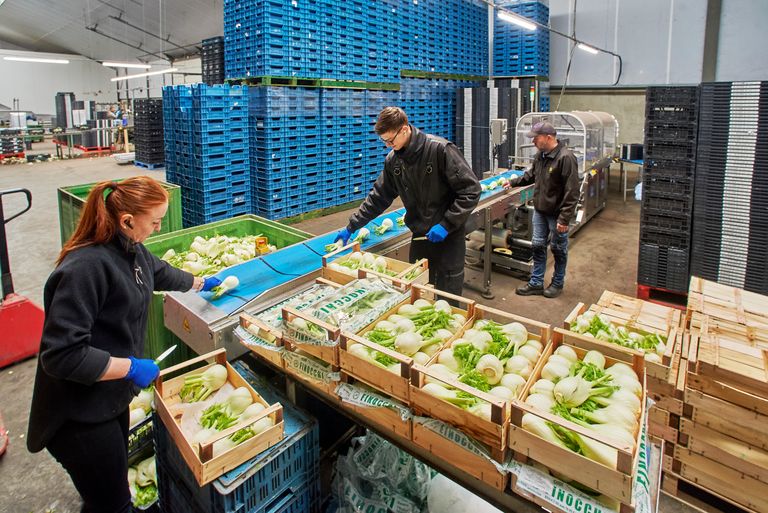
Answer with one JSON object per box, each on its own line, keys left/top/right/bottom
{"left": 516, "top": 283, "right": 544, "bottom": 296}
{"left": 543, "top": 284, "right": 563, "bottom": 298}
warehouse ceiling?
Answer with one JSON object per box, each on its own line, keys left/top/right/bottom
{"left": 0, "top": 0, "right": 223, "bottom": 62}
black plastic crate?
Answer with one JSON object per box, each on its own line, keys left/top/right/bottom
{"left": 641, "top": 195, "right": 693, "bottom": 216}
{"left": 646, "top": 86, "right": 699, "bottom": 102}
{"left": 640, "top": 210, "right": 692, "bottom": 234}
{"left": 637, "top": 243, "right": 690, "bottom": 293}
{"left": 644, "top": 140, "right": 697, "bottom": 161}
{"left": 644, "top": 158, "right": 695, "bottom": 179}
{"left": 643, "top": 175, "right": 693, "bottom": 199}
{"left": 645, "top": 123, "right": 698, "bottom": 143}
{"left": 640, "top": 226, "right": 691, "bottom": 249}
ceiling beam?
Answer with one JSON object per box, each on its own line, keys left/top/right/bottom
{"left": 85, "top": 24, "right": 169, "bottom": 62}
{"left": 108, "top": 15, "right": 189, "bottom": 53}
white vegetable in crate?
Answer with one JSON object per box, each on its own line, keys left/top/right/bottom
{"left": 437, "top": 349, "right": 460, "bottom": 372}
{"left": 129, "top": 407, "right": 147, "bottom": 428}
{"left": 583, "top": 350, "right": 606, "bottom": 370}
{"left": 525, "top": 393, "right": 555, "bottom": 412}
{"left": 489, "top": 386, "right": 515, "bottom": 402}
{"left": 395, "top": 331, "right": 423, "bottom": 356}
{"left": 413, "top": 298, "right": 432, "bottom": 309}
{"left": 554, "top": 345, "right": 578, "bottom": 363}
{"left": 504, "top": 355, "right": 531, "bottom": 379}
{"left": 374, "top": 319, "right": 396, "bottom": 332}
{"left": 424, "top": 363, "right": 458, "bottom": 384}
{"left": 475, "top": 354, "right": 504, "bottom": 385}
{"left": 469, "top": 402, "right": 492, "bottom": 421}
{"left": 517, "top": 344, "right": 540, "bottom": 364}
{"left": 524, "top": 339, "right": 543, "bottom": 353}
{"left": 530, "top": 378, "right": 555, "bottom": 398}
{"left": 434, "top": 300, "right": 452, "bottom": 313}
{"left": 412, "top": 352, "right": 431, "bottom": 365}
{"left": 500, "top": 373, "right": 526, "bottom": 395}
{"left": 463, "top": 329, "right": 492, "bottom": 352}
{"left": 500, "top": 322, "right": 528, "bottom": 345}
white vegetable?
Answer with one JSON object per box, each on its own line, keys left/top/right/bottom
{"left": 476, "top": 354, "right": 504, "bottom": 385}
{"left": 395, "top": 331, "right": 423, "bottom": 356}
{"left": 501, "top": 322, "right": 528, "bottom": 345}
{"left": 191, "top": 428, "right": 217, "bottom": 445}
{"left": 422, "top": 343, "right": 440, "bottom": 357}
{"left": 412, "top": 352, "right": 431, "bottom": 365}
{"left": 541, "top": 359, "right": 570, "bottom": 383}
{"left": 583, "top": 350, "right": 606, "bottom": 370}
{"left": 250, "top": 416, "right": 275, "bottom": 435}
{"left": 547, "top": 354, "right": 572, "bottom": 369}
{"left": 374, "top": 320, "right": 396, "bottom": 332}
{"left": 425, "top": 363, "right": 458, "bottom": 384}
{"left": 530, "top": 378, "right": 555, "bottom": 397}
{"left": 505, "top": 355, "right": 531, "bottom": 378}
{"left": 362, "top": 252, "right": 376, "bottom": 267}
{"left": 395, "top": 318, "right": 416, "bottom": 334}
{"left": 434, "top": 300, "right": 452, "bottom": 313}
{"left": 518, "top": 344, "right": 541, "bottom": 364}
{"left": 554, "top": 345, "right": 578, "bottom": 363}
{"left": 525, "top": 393, "right": 554, "bottom": 412}
{"left": 397, "top": 304, "right": 421, "bottom": 317}
{"left": 463, "top": 329, "right": 492, "bottom": 352}
{"left": 437, "top": 349, "right": 460, "bottom": 371}
{"left": 452, "top": 313, "right": 467, "bottom": 324}
{"left": 212, "top": 437, "right": 236, "bottom": 457}
{"left": 129, "top": 408, "right": 147, "bottom": 428}
{"left": 211, "top": 275, "right": 240, "bottom": 299}
{"left": 644, "top": 353, "right": 662, "bottom": 363}
{"left": 524, "top": 339, "right": 543, "bottom": 353}
{"left": 606, "top": 362, "right": 637, "bottom": 379}
{"left": 611, "top": 373, "right": 643, "bottom": 397}
{"left": 499, "top": 373, "right": 526, "bottom": 395}
{"left": 470, "top": 402, "right": 492, "bottom": 421}
{"left": 413, "top": 298, "right": 432, "bottom": 309}
{"left": 240, "top": 402, "right": 266, "bottom": 420}
{"left": 435, "top": 328, "right": 454, "bottom": 341}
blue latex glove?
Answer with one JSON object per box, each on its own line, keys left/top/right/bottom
{"left": 202, "top": 277, "right": 222, "bottom": 292}
{"left": 335, "top": 227, "right": 352, "bottom": 245}
{"left": 426, "top": 224, "right": 449, "bottom": 243}
{"left": 125, "top": 356, "right": 160, "bottom": 388}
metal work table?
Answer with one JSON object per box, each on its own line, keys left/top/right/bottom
{"left": 619, "top": 159, "right": 644, "bottom": 203}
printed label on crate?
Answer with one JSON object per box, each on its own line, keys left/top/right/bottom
{"left": 335, "top": 383, "right": 412, "bottom": 421}
{"left": 509, "top": 405, "right": 654, "bottom": 513}
{"left": 413, "top": 416, "right": 506, "bottom": 474}
{"left": 352, "top": 432, "right": 389, "bottom": 470}
{"left": 283, "top": 350, "right": 340, "bottom": 384}
{"left": 233, "top": 326, "right": 284, "bottom": 352}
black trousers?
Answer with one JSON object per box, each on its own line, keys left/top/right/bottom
{"left": 47, "top": 409, "right": 132, "bottom": 513}
{"left": 409, "top": 227, "right": 466, "bottom": 297}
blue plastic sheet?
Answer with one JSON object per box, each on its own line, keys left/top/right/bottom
{"left": 478, "top": 170, "right": 525, "bottom": 201}
{"left": 200, "top": 258, "right": 290, "bottom": 316}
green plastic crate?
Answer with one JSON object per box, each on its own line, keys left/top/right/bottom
{"left": 142, "top": 215, "right": 313, "bottom": 367}
{"left": 57, "top": 180, "right": 183, "bottom": 246}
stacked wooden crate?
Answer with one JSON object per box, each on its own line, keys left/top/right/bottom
{"left": 660, "top": 277, "right": 768, "bottom": 513}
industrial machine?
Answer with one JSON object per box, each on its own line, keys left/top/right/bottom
{"left": 465, "top": 111, "right": 619, "bottom": 294}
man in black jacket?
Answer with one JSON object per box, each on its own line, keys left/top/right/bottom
{"left": 335, "top": 107, "right": 481, "bottom": 295}
{"left": 510, "top": 121, "right": 579, "bottom": 298}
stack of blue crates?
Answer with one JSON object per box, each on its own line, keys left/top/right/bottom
{"left": 155, "top": 362, "right": 321, "bottom": 513}
{"left": 224, "top": 0, "right": 487, "bottom": 82}
{"left": 163, "top": 84, "right": 250, "bottom": 227}
{"left": 493, "top": 1, "right": 549, "bottom": 77}
{"left": 400, "top": 78, "right": 481, "bottom": 143}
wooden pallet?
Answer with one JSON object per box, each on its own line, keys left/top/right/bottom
{"left": 661, "top": 470, "right": 758, "bottom": 513}
{"left": 134, "top": 160, "right": 164, "bottom": 170}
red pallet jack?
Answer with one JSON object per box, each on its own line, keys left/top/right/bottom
{"left": 0, "top": 410, "right": 7, "bottom": 457}
{"left": 0, "top": 188, "right": 44, "bottom": 369}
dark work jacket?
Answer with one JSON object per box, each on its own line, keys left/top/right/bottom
{"left": 27, "top": 234, "right": 193, "bottom": 452}
{"left": 347, "top": 125, "right": 481, "bottom": 236}
{"left": 516, "top": 141, "right": 580, "bottom": 225}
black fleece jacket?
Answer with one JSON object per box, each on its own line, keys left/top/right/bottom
{"left": 27, "top": 234, "right": 193, "bottom": 452}
{"left": 516, "top": 142, "right": 580, "bottom": 225}
{"left": 347, "top": 125, "right": 481, "bottom": 236}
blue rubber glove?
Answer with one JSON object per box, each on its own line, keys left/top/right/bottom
{"left": 202, "top": 277, "right": 222, "bottom": 292}
{"left": 125, "top": 356, "right": 160, "bottom": 388}
{"left": 335, "top": 227, "right": 352, "bottom": 245}
{"left": 426, "top": 224, "right": 449, "bottom": 243}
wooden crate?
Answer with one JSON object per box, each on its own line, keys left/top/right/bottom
{"left": 339, "top": 284, "right": 475, "bottom": 403}
{"left": 678, "top": 417, "right": 768, "bottom": 484}
{"left": 237, "top": 278, "right": 341, "bottom": 367}
{"left": 333, "top": 380, "right": 412, "bottom": 440}
{"left": 597, "top": 290, "right": 684, "bottom": 333}
{"left": 509, "top": 331, "right": 646, "bottom": 505}
{"left": 562, "top": 303, "right": 679, "bottom": 383}
{"left": 409, "top": 305, "right": 552, "bottom": 455}
{"left": 411, "top": 419, "right": 508, "bottom": 491}
{"left": 687, "top": 276, "right": 768, "bottom": 340}
{"left": 683, "top": 387, "right": 768, "bottom": 451}
{"left": 321, "top": 241, "right": 428, "bottom": 286}
{"left": 687, "top": 318, "right": 768, "bottom": 397}
{"left": 648, "top": 404, "right": 679, "bottom": 445}
{"left": 673, "top": 446, "right": 768, "bottom": 512}
{"left": 154, "top": 349, "right": 284, "bottom": 486}
{"left": 661, "top": 470, "right": 759, "bottom": 513}
{"left": 281, "top": 347, "right": 340, "bottom": 397}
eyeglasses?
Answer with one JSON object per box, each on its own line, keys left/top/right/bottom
{"left": 381, "top": 126, "right": 405, "bottom": 146}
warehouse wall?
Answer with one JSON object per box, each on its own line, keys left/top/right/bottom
{"left": 549, "top": 88, "right": 646, "bottom": 145}
{"left": 548, "top": 0, "right": 768, "bottom": 86}
{"left": 0, "top": 50, "right": 115, "bottom": 115}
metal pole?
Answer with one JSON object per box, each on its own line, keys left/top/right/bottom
{"left": 482, "top": 208, "right": 494, "bottom": 299}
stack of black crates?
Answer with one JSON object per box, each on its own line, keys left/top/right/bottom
{"left": 690, "top": 81, "right": 768, "bottom": 295}
{"left": 134, "top": 98, "right": 165, "bottom": 169}
{"left": 0, "top": 130, "right": 25, "bottom": 156}
{"left": 202, "top": 36, "right": 225, "bottom": 86}
{"left": 638, "top": 86, "right": 699, "bottom": 293}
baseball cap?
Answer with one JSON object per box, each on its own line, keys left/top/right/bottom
{"left": 526, "top": 121, "right": 557, "bottom": 138}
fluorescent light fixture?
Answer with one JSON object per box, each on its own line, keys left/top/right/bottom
{"left": 111, "top": 67, "right": 178, "bottom": 82}
{"left": 497, "top": 11, "right": 537, "bottom": 31}
{"left": 4, "top": 56, "right": 69, "bottom": 64}
{"left": 102, "top": 61, "right": 152, "bottom": 69}
{"left": 577, "top": 43, "right": 599, "bottom": 55}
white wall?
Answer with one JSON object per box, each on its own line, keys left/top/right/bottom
{"left": 547, "top": 0, "right": 768, "bottom": 86}
{"left": 115, "top": 58, "right": 202, "bottom": 100}
{"left": 0, "top": 49, "right": 116, "bottom": 115}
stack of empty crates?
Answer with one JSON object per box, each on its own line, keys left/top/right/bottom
{"left": 0, "top": 130, "right": 25, "bottom": 157}
{"left": 163, "top": 84, "right": 250, "bottom": 227}
{"left": 638, "top": 86, "right": 699, "bottom": 294}
{"left": 690, "top": 81, "right": 768, "bottom": 296}
{"left": 202, "top": 36, "right": 225, "bottom": 85}
{"left": 493, "top": 1, "right": 550, "bottom": 78}
{"left": 133, "top": 98, "right": 165, "bottom": 169}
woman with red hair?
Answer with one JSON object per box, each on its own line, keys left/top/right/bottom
{"left": 27, "top": 176, "right": 219, "bottom": 512}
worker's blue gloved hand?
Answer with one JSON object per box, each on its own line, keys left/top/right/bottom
{"left": 125, "top": 357, "right": 160, "bottom": 388}
{"left": 334, "top": 227, "right": 352, "bottom": 245}
{"left": 201, "top": 277, "right": 222, "bottom": 292}
{"left": 426, "top": 224, "right": 449, "bottom": 243}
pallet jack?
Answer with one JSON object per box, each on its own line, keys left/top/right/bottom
{"left": 0, "top": 188, "right": 44, "bottom": 369}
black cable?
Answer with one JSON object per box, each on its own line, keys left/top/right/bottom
{"left": 259, "top": 258, "right": 304, "bottom": 277}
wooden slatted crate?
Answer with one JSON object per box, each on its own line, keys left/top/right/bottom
{"left": 409, "top": 305, "right": 552, "bottom": 456}
{"left": 154, "top": 349, "right": 284, "bottom": 486}
{"left": 321, "top": 241, "right": 428, "bottom": 286}
{"left": 338, "top": 284, "right": 474, "bottom": 403}
{"left": 509, "top": 331, "right": 646, "bottom": 509}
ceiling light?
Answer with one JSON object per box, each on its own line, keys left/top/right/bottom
{"left": 577, "top": 43, "right": 599, "bottom": 55}
{"left": 102, "top": 61, "right": 152, "bottom": 69}
{"left": 111, "top": 67, "right": 178, "bottom": 82}
{"left": 497, "top": 11, "right": 537, "bottom": 31}
{"left": 4, "top": 56, "right": 69, "bottom": 64}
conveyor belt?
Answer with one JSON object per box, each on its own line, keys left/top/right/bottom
{"left": 195, "top": 171, "right": 523, "bottom": 317}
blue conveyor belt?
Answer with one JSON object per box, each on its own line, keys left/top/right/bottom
{"left": 200, "top": 171, "right": 524, "bottom": 316}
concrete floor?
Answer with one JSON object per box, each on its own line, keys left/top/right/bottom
{"left": 0, "top": 153, "right": 694, "bottom": 513}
